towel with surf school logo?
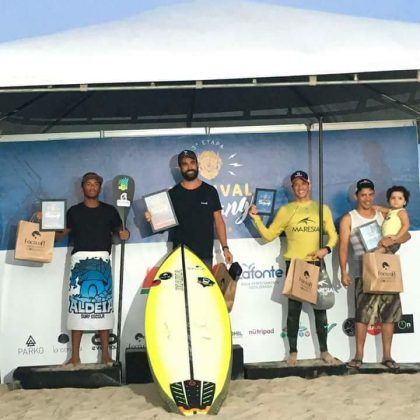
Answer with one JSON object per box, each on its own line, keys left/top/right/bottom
{"left": 67, "top": 251, "right": 114, "bottom": 331}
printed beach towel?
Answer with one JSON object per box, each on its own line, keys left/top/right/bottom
{"left": 67, "top": 251, "right": 114, "bottom": 331}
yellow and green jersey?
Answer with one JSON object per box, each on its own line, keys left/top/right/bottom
{"left": 254, "top": 200, "right": 337, "bottom": 261}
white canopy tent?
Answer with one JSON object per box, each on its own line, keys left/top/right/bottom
{"left": 0, "top": 0, "right": 419, "bottom": 87}
{"left": 0, "top": 0, "right": 418, "bottom": 135}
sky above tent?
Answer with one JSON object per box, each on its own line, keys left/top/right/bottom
{"left": 1, "top": 0, "right": 420, "bottom": 43}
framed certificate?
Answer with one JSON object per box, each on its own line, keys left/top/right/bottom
{"left": 254, "top": 188, "right": 276, "bottom": 216}
{"left": 40, "top": 199, "right": 67, "bottom": 231}
{"left": 358, "top": 221, "right": 382, "bottom": 252}
{"left": 144, "top": 189, "right": 179, "bottom": 233}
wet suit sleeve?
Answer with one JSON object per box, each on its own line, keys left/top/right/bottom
{"left": 253, "top": 205, "right": 288, "bottom": 242}
{"left": 323, "top": 205, "right": 338, "bottom": 249}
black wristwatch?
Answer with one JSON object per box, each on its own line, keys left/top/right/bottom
{"left": 222, "top": 245, "right": 229, "bottom": 251}
{"left": 325, "top": 246, "right": 331, "bottom": 254}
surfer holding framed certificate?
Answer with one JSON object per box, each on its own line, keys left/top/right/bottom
{"left": 40, "top": 199, "right": 67, "bottom": 231}
{"left": 249, "top": 170, "right": 338, "bottom": 367}
{"left": 339, "top": 179, "right": 411, "bottom": 370}
{"left": 254, "top": 188, "right": 276, "bottom": 216}
{"left": 143, "top": 189, "right": 178, "bottom": 233}
{"left": 53, "top": 172, "right": 130, "bottom": 367}
{"left": 145, "top": 150, "right": 233, "bottom": 268}
{"left": 357, "top": 220, "right": 382, "bottom": 252}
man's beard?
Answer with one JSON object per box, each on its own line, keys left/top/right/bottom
{"left": 181, "top": 169, "right": 198, "bottom": 181}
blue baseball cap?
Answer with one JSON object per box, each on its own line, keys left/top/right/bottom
{"left": 290, "top": 170, "right": 310, "bottom": 183}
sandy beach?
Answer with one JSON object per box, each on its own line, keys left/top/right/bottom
{"left": 1, "top": 373, "right": 419, "bottom": 420}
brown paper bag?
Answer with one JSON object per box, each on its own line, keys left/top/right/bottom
{"left": 213, "top": 263, "right": 237, "bottom": 312}
{"left": 362, "top": 253, "right": 403, "bottom": 294}
{"left": 282, "top": 259, "right": 319, "bottom": 304}
{"left": 15, "top": 221, "right": 55, "bottom": 263}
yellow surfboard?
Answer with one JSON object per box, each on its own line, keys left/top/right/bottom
{"left": 145, "top": 245, "right": 232, "bottom": 416}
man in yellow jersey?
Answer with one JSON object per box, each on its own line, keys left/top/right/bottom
{"left": 249, "top": 170, "right": 338, "bottom": 366}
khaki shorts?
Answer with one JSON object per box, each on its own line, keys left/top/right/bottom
{"left": 355, "top": 277, "right": 402, "bottom": 325}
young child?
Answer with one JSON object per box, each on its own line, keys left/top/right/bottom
{"left": 375, "top": 185, "right": 410, "bottom": 253}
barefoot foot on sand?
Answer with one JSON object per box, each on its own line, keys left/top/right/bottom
{"left": 321, "top": 351, "right": 339, "bottom": 365}
{"left": 101, "top": 358, "right": 115, "bottom": 367}
{"left": 287, "top": 352, "right": 298, "bottom": 367}
{"left": 62, "top": 358, "right": 81, "bottom": 369}
{"left": 64, "top": 357, "right": 80, "bottom": 365}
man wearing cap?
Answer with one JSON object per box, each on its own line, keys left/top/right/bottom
{"left": 147, "top": 150, "right": 233, "bottom": 268}
{"left": 339, "top": 179, "right": 409, "bottom": 370}
{"left": 249, "top": 170, "right": 338, "bottom": 366}
{"left": 55, "top": 172, "right": 130, "bottom": 366}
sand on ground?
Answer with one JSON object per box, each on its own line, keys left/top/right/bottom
{"left": 1, "top": 373, "right": 420, "bottom": 420}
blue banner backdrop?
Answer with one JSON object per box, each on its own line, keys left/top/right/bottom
{"left": 0, "top": 126, "right": 418, "bottom": 251}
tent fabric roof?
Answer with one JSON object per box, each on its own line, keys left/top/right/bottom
{"left": 1, "top": 73, "right": 419, "bottom": 135}
{"left": 0, "top": 1, "right": 419, "bottom": 136}
{"left": 1, "top": 0, "right": 420, "bottom": 88}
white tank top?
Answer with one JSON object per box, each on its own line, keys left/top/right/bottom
{"left": 349, "top": 209, "right": 384, "bottom": 277}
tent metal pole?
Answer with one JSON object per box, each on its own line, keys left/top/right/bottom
{"left": 0, "top": 76, "right": 418, "bottom": 94}
{"left": 360, "top": 84, "right": 420, "bottom": 118}
{"left": 0, "top": 92, "right": 48, "bottom": 122}
{"left": 41, "top": 92, "right": 93, "bottom": 133}
{"left": 186, "top": 89, "right": 197, "bottom": 128}
{"left": 318, "top": 116, "right": 324, "bottom": 248}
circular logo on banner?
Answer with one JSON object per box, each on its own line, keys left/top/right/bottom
{"left": 398, "top": 320, "right": 408, "bottom": 329}
{"left": 92, "top": 333, "right": 118, "bottom": 346}
{"left": 198, "top": 150, "right": 222, "bottom": 180}
{"left": 58, "top": 333, "right": 70, "bottom": 344}
{"left": 342, "top": 318, "right": 355, "bottom": 337}
{"left": 188, "top": 138, "right": 245, "bottom": 180}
